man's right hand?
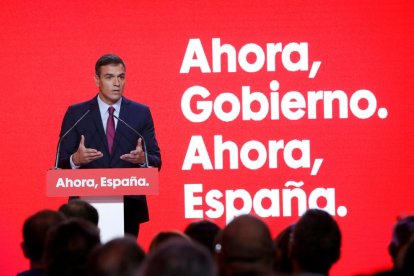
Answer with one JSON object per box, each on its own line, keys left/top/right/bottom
{"left": 72, "top": 135, "right": 103, "bottom": 166}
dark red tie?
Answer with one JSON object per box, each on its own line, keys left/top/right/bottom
{"left": 106, "top": 106, "right": 115, "bottom": 154}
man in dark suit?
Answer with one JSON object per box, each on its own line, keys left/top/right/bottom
{"left": 57, "top": 54, "right": 161, "bottom": 237}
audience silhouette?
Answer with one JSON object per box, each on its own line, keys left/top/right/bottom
{"left": 44, "top": 218, "right": 101, "bottom": 276}
{"left": 138, "top": 239, "right": 216, "bottom": 276}
{"left": 18, "top": 210, "right": 65, "bottom": 276}
{"left": 389, "top": 216, "right": 414, "bottom": 269}
{"left": 87, "top": 236, "right": 145, "bottom": 276}
{"left": 148, "top": 230, "right": 190, "bottom": 252}
{"left": 59, "top": 199, "right": 99, "bottom": 226}
{"left": 185, "top": 220, "right": 221, "bottom": 255}
{"left": 290, "top": 209, "right": 341, "bottom": 275}
{"left": 216, "top": 214, "right": 275, "bottom": 276}
{"left": 373, "top": 215, "right": 414, "bottom": 276}
{"left": 18, "top": 204, "right": 413, "bottom": 276}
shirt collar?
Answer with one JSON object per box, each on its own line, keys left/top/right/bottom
{"left": 97, "top": 95, "right": 122, "bottom": 114}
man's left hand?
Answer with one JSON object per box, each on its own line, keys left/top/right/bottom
{"left": 120, "top": 138, "right": 145, "bottom": 164}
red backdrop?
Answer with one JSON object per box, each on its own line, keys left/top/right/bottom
{"left": 1, "top": 1, "right": 413, "bottom": 275}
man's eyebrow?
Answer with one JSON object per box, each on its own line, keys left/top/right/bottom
{"left": 104, "top": 73, "right": 125, "bottom": 76}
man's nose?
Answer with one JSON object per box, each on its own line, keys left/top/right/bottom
{"left": 113, "top": 77, "right": 120, "bottom": 86}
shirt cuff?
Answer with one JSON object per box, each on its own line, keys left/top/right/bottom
{"left": 70, "top": 154, "right": 81, "bottom": 169}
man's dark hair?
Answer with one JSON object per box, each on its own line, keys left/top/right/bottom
{"left": 291, "top": 209, "right": 341, "bottom": 274}
{"left": 59, "top": 199, "right": 99, "bottom": 226}
{"left": 45, "top": 218, "right": 101, "bottom": 276}
{"left": 138, "top": 239, "right": 216, "bottom": 276}
{"left": 184, "top": 220, "right": 221, "bottom": 254}
{"left": 217, "top": 214, "right": 275, "bottom": 276}
{"left": 22, "top": 210, "right": 66, "bottom": 262}
{"left": 87, "top": 236, "right": 145, "bottom": 276}
{"left": 148, "top": 231, "right": 190, "bottom": 252}
{"left": 388, "top": 215, "right": 414, "bottom": 262}
{"left": 95, "top": 54, "right": 126, "bottom": 76}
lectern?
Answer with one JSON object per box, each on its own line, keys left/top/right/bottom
{"left": 47, "top": 168, "right": 158, "bottom": 242}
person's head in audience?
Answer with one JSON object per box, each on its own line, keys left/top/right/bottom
{"left": 388, "top": 215, "right": 414, "bottom": 268}
{"left": 19, "top": 210, "right": 65, "bottom": 274}
{"left": 45, "top": 218, "right": 100, "bottom": 276}
{"left": 185, "top": 220, "right": 221, "bottom": 254}
{"left": 216, "top": 214, "right": 274, "bottom": 276}
{"left": 138, "top": 239, "right": 216, "bottom": 276}
{"left": 87, "top": 235, "right": 145, "bottom": 276}
{"left": 59, "top": 199, "right": 99, "bottom": 226}
{"left": 273, "top": 224, "right": 294, "bottom": 274}
{"left": 290, "top": 209, "right": 341, "bottom": 275}
{"left": 148, "top": 230, "right": 190, "bottom": 252}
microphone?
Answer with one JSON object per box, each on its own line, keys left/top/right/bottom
{"left": 53, "top": 109, "right": 90, "bottom": 169}
{"left": 112, "top": 114, "right": 149, "bottom": 168}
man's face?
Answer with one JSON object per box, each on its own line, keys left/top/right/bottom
{"left": 95, "top": 63, "right": 126, "bottom": 105}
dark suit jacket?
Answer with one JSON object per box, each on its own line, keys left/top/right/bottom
{"left": 58, "top": 95, "right": 161, "bottom": 225}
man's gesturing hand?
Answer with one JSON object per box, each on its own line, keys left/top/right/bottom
{"left": 120, "top": 138, "right": 145, "bottom": 164}
{"left": 72, "top": 135, "right": 103, "bottom": 166}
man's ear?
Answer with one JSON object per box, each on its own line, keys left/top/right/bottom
{"left": 94, "top": 75, "right": 100, "bottom": 87}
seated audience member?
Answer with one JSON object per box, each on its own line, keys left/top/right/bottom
{"left": 45, "top": 218, "right": 101, "bottom": 276}
{"left": 273, "top": 224, "right": 294, "bottom": 274}
{"left": 138, "top": 239, "right": 216, "bottom": 276}
{"left": 388, "top": 215, "right": 414, "bottom": 269}
{"left": 290, "top": 209, "right": 341, "bottom": 275}
{"left": 216, "top": 214, "right": 275, "bottom": 276}
{"left": 184, "top": 220, "right": 221, "bottom": 255}
{"left": 18, "top": 210, "right": 66, "bottom": 276}
{"left": 87, "top": 236, "right": 145, "bottom": 276}
{"left": 148, "top": 230, "right": 190, "bottom": 252}
{"left": 372, "top": 215, "right": 414, "bottom": 275}
{"left": 58, "top": 199, "right": 99, "bottom": 226}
